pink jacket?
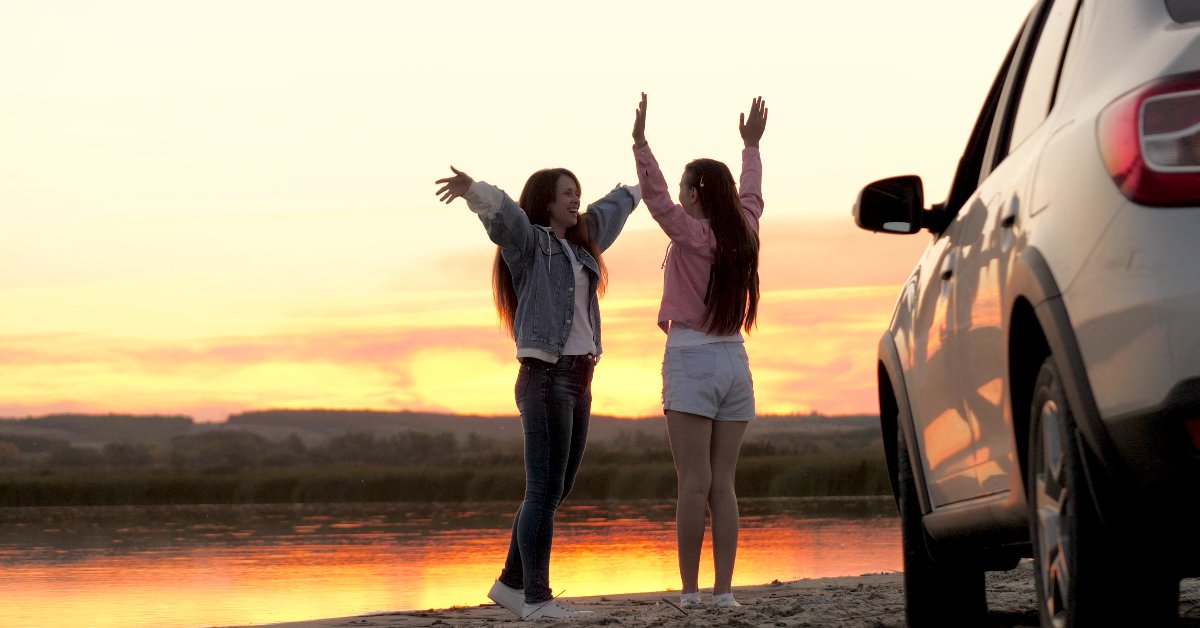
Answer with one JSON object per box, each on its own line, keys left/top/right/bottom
{"left": 634, "top": 143, "right": 763, "bottom": 333}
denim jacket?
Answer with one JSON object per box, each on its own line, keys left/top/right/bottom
{"left": 463, "top": 181, "right": 641, "bottom": 361}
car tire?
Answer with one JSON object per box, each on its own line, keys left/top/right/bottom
{"left": 1026, "top": 357, "right": 1179, "bottom": 627}
{"left": 896, "top": 423, "right": 988, "bottom": 626}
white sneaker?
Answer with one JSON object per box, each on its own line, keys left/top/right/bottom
{"left": 679, "top": 591, "right": 704, "bottom": 609}
{"left": 487, "top": 580, "right": 524, "bottom": 617}
{"left": 521, "top": 599, "right": 594, "bottom": 619}
{"left": 713, "top": 592, "right": 742, "bottom": 607}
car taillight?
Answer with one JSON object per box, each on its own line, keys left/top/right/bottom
{"left": 1187, "top": 418, "right": 1200, "bottom": 452}
{"left": 1098, "top": 71, "right": 1200, "bottom": 207}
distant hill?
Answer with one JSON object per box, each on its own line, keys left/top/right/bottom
{"left": 0, "top": 414, "right": 194, "bottom": 451}
{"left": 226, "top": 409, "right": 527, "bottom": 443}
{"left": 0, "top": 409, "right": 882, "bottom": 452}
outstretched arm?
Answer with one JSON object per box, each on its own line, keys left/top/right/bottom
{"left": 584, "top": 184, "right": 641, "bottom": 252}
{"left": 739, "top": 96, "right": 768, "bottom": 148}
{"left": 434, "top": 165, "right": 532, "bottom": 254}
{"left": 435, "top": 166, "right": 473, "bottom": 204}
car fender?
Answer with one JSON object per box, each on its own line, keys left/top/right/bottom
{"left": 877, "top": 331, "right": 933, "bottom": 514}
{"left": 1006, "top": 246, "right": 1127, "bottom": 522}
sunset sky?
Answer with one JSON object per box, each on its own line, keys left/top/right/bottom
{"left": 1, "top": 1, "right": 1035, "bottom": 422}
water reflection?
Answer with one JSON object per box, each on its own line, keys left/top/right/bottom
{"left": 0, "top": 497, "right": 900, "bottom": 628}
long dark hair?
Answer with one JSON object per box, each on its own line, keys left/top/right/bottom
{"left": 492, "top": 168, "right": 608, "bottom": 338}
{"left": 684, "top": 158, "right": 759, "bottom": 335}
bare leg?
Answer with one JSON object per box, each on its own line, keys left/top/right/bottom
{"left": 665, "top": 410, "right": 713, "bottom": 595}
{"left": 709, "top": 419, "right": 748, "bottom": 594}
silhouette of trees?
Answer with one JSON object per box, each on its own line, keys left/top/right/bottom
{"left": 0, "top": 413, "right": 891, "bottom": 506}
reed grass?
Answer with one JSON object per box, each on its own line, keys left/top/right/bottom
{"left": 0, "top": 449, "right": 888, "bottom": 507}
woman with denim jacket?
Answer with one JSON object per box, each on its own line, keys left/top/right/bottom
{"left": 630, "top": 93, "right": 766, "bottom": 609}
{"left": 435, "top": 165, "right": 640, "bottom": 619}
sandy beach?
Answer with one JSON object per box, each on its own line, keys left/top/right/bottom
{"left": 220, "top": 561, "right": 1200, "bottom": 628}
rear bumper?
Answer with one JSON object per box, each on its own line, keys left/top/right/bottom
{"left": 1105, "top": 377, "right": 1200, "bottom": 487}
{"left": 1096, "top": 377, "right": 1200, "bottom": 574}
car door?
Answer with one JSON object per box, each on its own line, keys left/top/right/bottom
{"left": 901, "top": 30, "right": 1025, "bottom": 508}
{"left": 950, "top": 0, "right": 1084, "bottom": 496}
{"left": 905, "top": 226, "right": 978, "bottom": 507}
{"left": 902, "top": 0, "right": 1039, "bottom": 508}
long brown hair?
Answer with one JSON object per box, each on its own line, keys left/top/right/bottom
{"left": 492, "top": 168, "right": 608, "bottom": 338}
{"left": 684, "top": 158, "right": 759, "bottom": 335}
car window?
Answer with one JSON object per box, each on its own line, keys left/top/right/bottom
{"left": 1052, "top": 2, "right": 1085, "bottom": 105}
{"left": 1004, "top": 0, "right": 1082, "bottom": 153}
{"left": 938, "top": 19, "right": 1025, "bottom": 219}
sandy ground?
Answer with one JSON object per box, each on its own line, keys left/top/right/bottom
{"left": 224, "top": 561, "right": 1200, "bottom": 628}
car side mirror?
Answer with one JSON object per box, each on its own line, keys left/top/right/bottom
{"left": 853, "top": 175, "right": 924, "bottom": 235}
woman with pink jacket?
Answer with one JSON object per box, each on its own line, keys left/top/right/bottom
{"left": 631, "top": 93, "right": 767, "bottom": 609}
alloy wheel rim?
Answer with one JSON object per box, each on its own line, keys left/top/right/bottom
{"left": 1036, "top": 398, "right": 1070, "bottom": 628}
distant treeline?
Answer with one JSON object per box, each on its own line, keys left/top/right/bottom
{"left": 0, "top": 410, "right": 890, "bottom": 507}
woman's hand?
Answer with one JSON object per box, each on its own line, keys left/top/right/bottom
{"left": 739, "top": 96, "right": 768, "bottom": 148}
{"left": 435, "top": 166, "right": 474, "bottom": 204}
{"left": 632, "top": 92, "right": 648, "bottom": 148}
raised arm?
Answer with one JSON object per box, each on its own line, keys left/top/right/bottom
{"left": 632, "top": 93, "right": 715, "bottom": 251}
{"left": 739, "top": 96, "right": 767, "bottom": 149}
{"left": 633, "top": 92, "right": 648, "bottom": 150}
{"left": 435, "top": 166, "right": 533, "bottom": 254}
{"left": 738, "top": 97, "right": 767, "bottom": 230}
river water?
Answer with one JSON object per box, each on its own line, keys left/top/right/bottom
{"left": 0, "top": 497, "right": 901, "bottom": 628}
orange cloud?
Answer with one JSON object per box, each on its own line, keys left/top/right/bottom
{"left": 0, "top": 218, "right": 925, "bottom": 422}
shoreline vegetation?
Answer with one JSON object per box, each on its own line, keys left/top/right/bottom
{"left": 0, "top": 410, "right": 890, "bottom": 507}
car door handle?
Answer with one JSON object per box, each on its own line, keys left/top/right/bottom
{"left": 939, "top": 254, "right": 957, "bottom": 280}
{"left": 1001, "top": 197, "right": 1019, "bottom": 228}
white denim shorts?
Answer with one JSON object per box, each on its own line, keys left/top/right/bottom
{"left": 661, "top": 342, "right": 755, "bottom": 421}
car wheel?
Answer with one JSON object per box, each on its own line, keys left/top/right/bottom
{"left": 1027, "top": 357, "right": 1178, "bottom": 627}
{"left": 896, "top": 423, "right": 987, "bottom": 626}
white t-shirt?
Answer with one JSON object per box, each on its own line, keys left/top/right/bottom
{"left": 559, "top": 239, "right": 597, "bottom": 356}
{"left": 666, "top": 321, "right": 743, "bottom": 348}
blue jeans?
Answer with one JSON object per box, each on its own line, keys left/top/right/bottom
{"left": 497, "top": 354, "right": 594, "bottom": 604}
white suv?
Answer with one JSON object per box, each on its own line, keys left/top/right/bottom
{"left": 853, "top": 1, "right": 1200, "bottom": 626}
